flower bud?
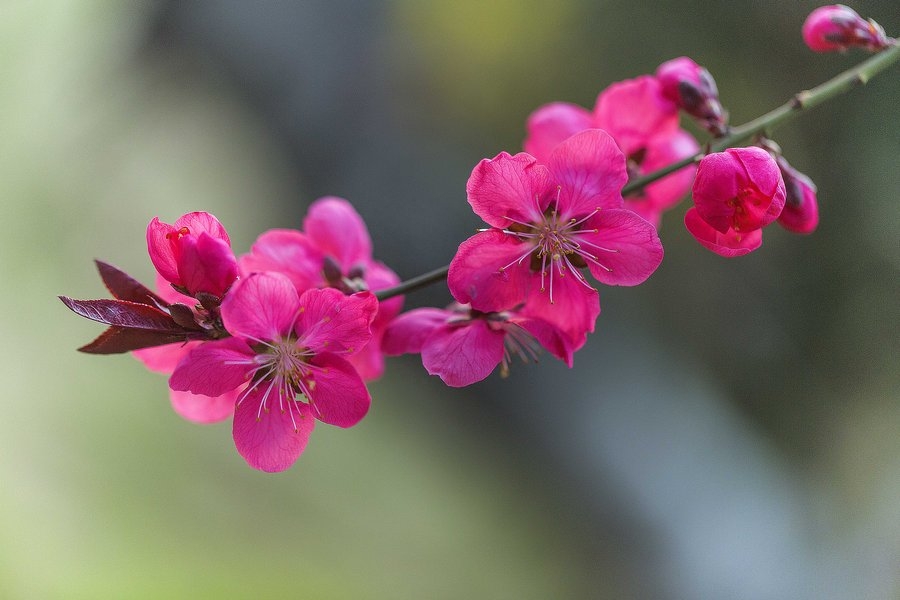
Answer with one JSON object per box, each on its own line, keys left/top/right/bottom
{"left": 692, "top": 147, "right": 786, "bottom": 234}
{"left": 802, "top": 5, "right": 892, "bottom": 53}
{"left": 775, "top": 156, "right": 819, "bottom": 234}
{"left": 656, "top": 57, "right": 728, "bottom": 136}
{"left": 684, "top": 207, "right": 762, "bottom": 257}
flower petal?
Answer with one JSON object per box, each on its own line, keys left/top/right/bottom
{"left": 580, "top": 209, "right": 664, "bottom": 286}
{"left": 297, "top": 289, "right": 377, "bottom": 355}
{"left": 232, "top": 387, "right": 315, "bottom": 472}
{"left": 510, "top": 317, "right": 579, "bottom": 368}
{"left": 175, "top": 211, "right": 231, "bottom": 244}
{"left": 448, "top": 230, "right": 532, "bottom": 313}
{"left": 306, "top": 353, "right": 371, "bottom": 428}
{"left": 220, "top": 272, "right": 300, "bottom": 341}
{"left": 304, "top": 197, "right": 373, "bottom": 269}
{"left": 170, "top": 387, "right": 237, "bottom": 424}
{"left": 421, "top": 321, "right": 505, "bottom": 387}
{"left": 466, "top": 152, "right": 551, "bottom": 228}
{"left": 177, "top": 233, "right": 238, "bottom": 297}
{"left": 146, "top": 217, "right": 180, "bottom": 283}
{"left": 547, "top": 129, "right": 627, "bottom": 218}
{"left": 593, "top": 76, "right": 679, "bottom": 154}
{"left": 238, "top": 228, "right": 323, "bottom": 292}
{"left": 521, "top": 270, "right": 600, "bottom": 345}
{"left": 133, "top": 341, "right": 196, "bottom": 374}
{"left": 523, "top": 102, "right": 595, "bottom": 164}
{"left": 382, "top": 307, "right": 453, "bottom": 355}
{"left": 169, "top": 337, "right": 253, "bottom": 397}
{"left": 684, "top": 207, "right": 762, "bottom": 257}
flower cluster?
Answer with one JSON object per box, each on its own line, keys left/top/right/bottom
{"left": 60, "top": 5, "right": 895, "bottom": 472}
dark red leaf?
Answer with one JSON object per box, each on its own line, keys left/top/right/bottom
{"left": 60, "top": 297, "right": 179, "bottom": 331}
{"left": 169, "top": 303, "right": 202, "bottom": 330}
{"left": 78, "top": 326, "right": 196, "bottom": 354}
{"left": 95, "top": 260, "right": 167, "bottom": 306}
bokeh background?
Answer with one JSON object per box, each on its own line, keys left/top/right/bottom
{"left": 1, "top": 1, "right": 897, "bottom": 598}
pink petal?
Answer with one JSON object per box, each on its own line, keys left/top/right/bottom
{"left": 691, "top": 151, "right": 741, "bottom": 233}
{"left": 521, "top": 270, "right": 600, "bottom": 345}
{"left": 447, "top": 230, "right": 533, "bottom": 313}
{"left": 232, "top": 387, "right": 315, "bottom": 472}
{"left": 547, "top": 129, "right": 628, "bottom": 218}
{"left": 510, "top": 317, "right": 580, "bottom": 367}
{"left": 238, "top": 228, "right": 323, "bottom": 292}
{"left": 523, "top": 102, "right": 595, "bottom": 164}
{"left": 580, "top": 209, "right": 664, "bottom": 286}
{"left": 220, "top": 272, "right": 300, "bottom": 341}
{"left": 304, "top": 197, "right": 373, "bottom": 269}
{"left": 174, "top": 211, "right": 231, "bottom": 244}
{"left": 735, "top": 146, "right": 786, "bottom": 223}
{"left": 593, "top": 76, "right": 679, "bottom": 155}
{"left": 133, "top": 341, "right": 196, "bottom": 374}
{"left": 170, "top": 387, "right": 238, "bottom": 424}
{"left": 684, "top": 207, "right": 762, "bottom": 257}
{"left": 305, "top": 353, "right": 371, "bottom": 428}
{"left": 297, "top": 289, "right": 377, "bottom": 355}
{"left": 382, "top": 308, "right": 453, "bottom": 355}
{"left": 146, "top": 218, "right": 180, "bottom": 284}
{"left": 634, "top": 130, "right": 699, "bottom": 213}
{"left": 169, "top": 337, "right": 254, "bottom": 397}
{"left": 347, "top": 339, "right": 385, "bottom": 382}
{"left": 466, "top": 152, "right": 552, "bottom": 229}
{"left": 177, "top": 233, "right": 238, "bottom": 297}
{"left": 421, "top": 321, "right": 505, "bottom": 387}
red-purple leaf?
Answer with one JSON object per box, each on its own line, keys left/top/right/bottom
{"left": 95, "top": 260, "right": 167, "bottom": 306}
{"left": 169, "top": 303, "right": 202, "bottom": 330}
{"left": 78, "top": 325, "right": 194, "bottom": 354}
{"left": 60, "top": 297, "right": 179, "bottom": 331}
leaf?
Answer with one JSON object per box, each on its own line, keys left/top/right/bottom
{"left": 95, "top": 260, "right": 166, "bottom": 306}
{"left": 59, "top": 297, "right": 179, "bottom": 331}
{"left": 77, "top": 326, "right": 196, "bottom": 354}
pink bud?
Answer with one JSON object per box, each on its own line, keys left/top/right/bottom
{"left": 775, "top": 157, "right": 819, "bottom": 234}
{"left": 802, "top": 5, "right": 892, "bottom": 53}
{"left": 692, "top": 147, "right": 786, "bottom": 235}
{"left": 684, "top": 207, "right": 763, "bottom": 257}
{"left": 656, "top": 57, "right": 728, "bottom": 136}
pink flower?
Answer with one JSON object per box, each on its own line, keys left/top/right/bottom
{"left": 775, "top": 156, "right": 819, "bottom": 234}
{"left": 133, "top": 276, "right": 238, "bottom": 423}
{"left": 449, "top": 130, "right": 663, "bottom": 343}
{"left": 239, "top": 197, "right": 402, "bottom": 381}
{"left": 691, "top": 147, "right": 786, "bottom": 234}
{"left": 684, "top": 207, "right": 762, "bottom": 257}
{"left": 169, "top": 272, "right": 378, "bottom": 472}
{"left": 146, "top": 212, "right": 238, "bottom": 299}
{"left": 802, "top": 5, "right": 892, "bottom": 53}
{"left": 655, "top": 56, "right": 728, "bottom": 136}
{"left": 524, "top": 76, "right": 699, "bottom": 227}
{"left": 383, "top": 303, "right": 576, "bottom": 387}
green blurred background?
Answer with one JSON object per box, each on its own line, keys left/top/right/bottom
{"left": 1, "top": 1, "right": 897, "bottom": 598}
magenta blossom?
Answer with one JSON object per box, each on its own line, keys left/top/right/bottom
{"left": 133, "top": 275, "right": 237, "bottom": 424}
{"left": 802, "top": 5, "right": 892, "bottom": 53}
{"left": 449, "top": 129, "right": 663, "bottom": 344}
{"left": 383, "top": 303, "right": 576, "bottom": 387}
{"left": 655, "top": 56, "right": 728, "bottom": 136}
{"left": 775, "top": 156, "right": 819, "bottom": 234}
{"left": 684, "top": 207, "right": 763, "bottom": 257}
{"left": 525, "top": 75, "right": 699, "bottom": 227}
{"left": 239, "top": 197, "right": 402, "bottom": 381}
{"left": 169, "top": 272, "right": 378, "bottom": 472}
{"left": 692, "top": 147, "right": 786, "bottom": 235}
{"left": 146, "top": 211, "right": 238, "bottom": 299}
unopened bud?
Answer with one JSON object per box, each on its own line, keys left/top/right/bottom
{"left": 656, "top": 57, "right": 728, "bottom": 137}
{"left": 775, "top": 156, "right": 819, "bottom": 234}
{"left": 802, "top": 5, "right": 892, "bottom": 53}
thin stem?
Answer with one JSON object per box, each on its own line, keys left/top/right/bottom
{"left": 376, "top": 45, "right": 900, "bottom": 302}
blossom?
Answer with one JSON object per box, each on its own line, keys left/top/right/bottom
{"left": 146, "top": 211, "right": 238, "bottom": 299}
{"left": 524, "top": 75, "right": 699, "bottom": 226}
{"left": 133, "top": 276, "right": 237, "bottom": 424}
{"left": 383, "top": 303, "right": 575, "bottom": 387}
{"left": 169, "top": 272, "right": 378, "bottom": 472}
{"left": 655, "top": 56, "right": 728, "bottom": 136}
{"left": 802, "top": 5, "right": 892, "bottom": 53}
{"left": 449, "top": 129, "right": 663, "bottom": 344}
{"left": 239, "top": 197, "right": 402, "bottom": 380}
{"left": 691, "top": 147, "right": 785, "bottom": 234}
{"left": 775, "top": 156, "right": 819, "bottom": 234}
